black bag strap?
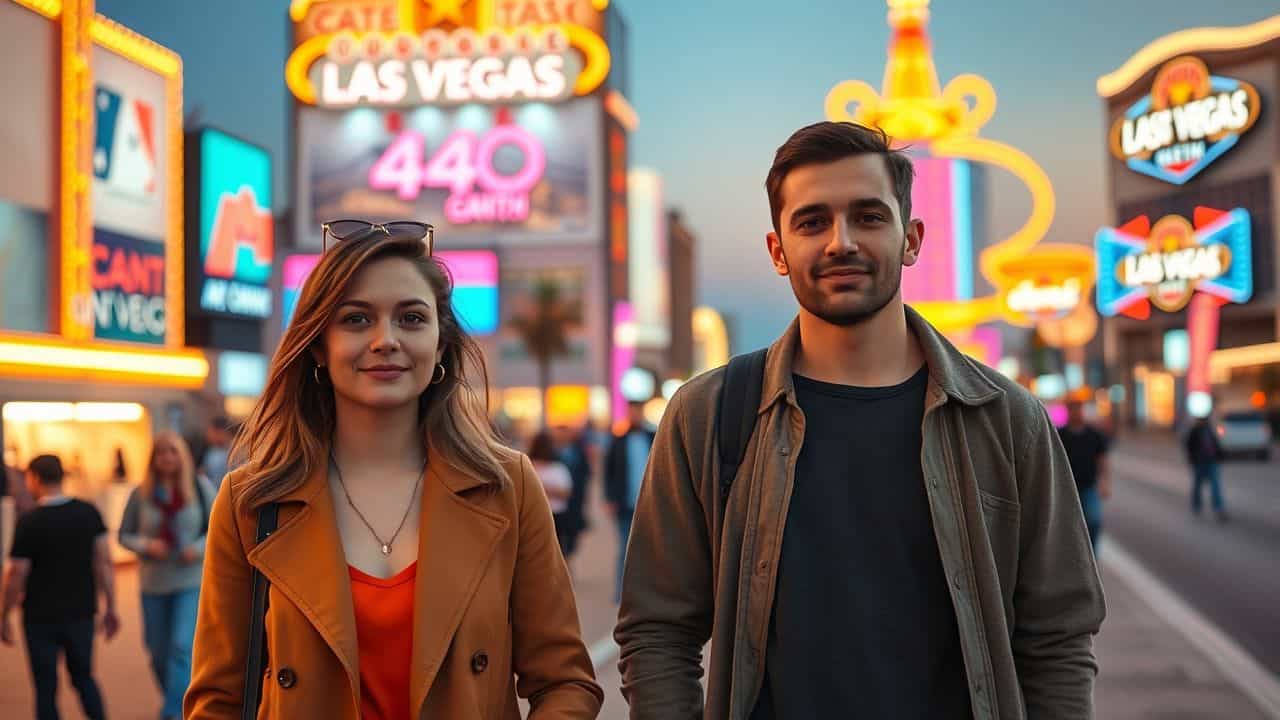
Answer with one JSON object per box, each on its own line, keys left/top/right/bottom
{"left": 242, "top": 503, "right": 279, "bottom": 720}
{"left": 715, "top": 349, "right": 768, "bottom": 508}
{"left": 196, "top": 478, "right": 211, "bottom": 537}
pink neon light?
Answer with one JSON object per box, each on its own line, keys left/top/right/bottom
{"left": 612, "top": 301, "right": 636, "bottom": 425}
{"left": 474, "top": 125, "right": 546, "bottom": 194}
{"left": 436, "top": 250, "right": 498, "bottom": 287}
{"left": 901, "top": 156, "right": 957, "bottom": 304}
{"left": 283, "top": 254, "right": 322, "bottom": 290}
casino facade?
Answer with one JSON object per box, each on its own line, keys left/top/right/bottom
{"left": 1097, "top": 15, "right": 1280, "bottom": 428}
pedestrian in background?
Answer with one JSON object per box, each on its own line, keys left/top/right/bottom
{"left": 118, "top": 432, "right": 214, "bottom": 720}
{"left": 529, "top": 430, "right": 574, "bottom": 558}
{"left": 1057, "top": 400, "right": 1112, "bottom": 554}
{"left": 199, "top": 416, "right": 234, "bottom": 491}
{"left": 604, "top": 400, "right": 655, "bottom": 603}
{"left": 2, "top": 454, "right": 118, "bottom": 720}
{"left": 615, "top": 121, "right": 1104, "bottom": 719}
{"left": 1184, "top": 414, "right": 1228, "bottom": 522}
{"left": 553, "top": 424, "right": 592, "bottom": 567}
{"left": 187, "top": 225, "right": 600, "bottom": 718}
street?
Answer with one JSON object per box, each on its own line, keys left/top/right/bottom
{"left": 2, "top": 437, "right": 1278, "bottom": 718}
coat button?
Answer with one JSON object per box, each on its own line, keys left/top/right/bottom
{"left": 277, "top": 667, "right": 297, "bottom": 689}
{"left": 471, "top": 651, "right": 489, "bottom": 673}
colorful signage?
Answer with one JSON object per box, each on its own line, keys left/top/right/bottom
{"left": 315, "top": 27, "right": 579, "bottom": 108}
{"left": 192, "top": 129, "right": 274, "bottom": 319}
{"left": 1109, "top": 56, "right": 1261, "bottom": 185}
{"left": 286, "top": 0, "right": 610, "bottom": 108}
{"left": 901, "top": 156, "right": 974, "bottom": 304}
{"left": 281, "top": 250, "right": 499, "bottom": 335}
{"left": 1095, "top": 207, "right": 1252, "bottom": 317}
{"left": 297, "top": 99, "right": 601, "bottom": 245}
{"left": 91, "top": 228, "right": 166, "bottom": 345}
{"left": 369, "top": 125, "right": 545, "bottom": 225}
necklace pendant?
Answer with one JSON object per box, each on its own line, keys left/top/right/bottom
{"left": 381, "top": 543, "right": 391, "bottom": 556}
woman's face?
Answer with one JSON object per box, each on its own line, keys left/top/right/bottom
{"left": 152, "top": 440, "right": 182, "bottom": 476}
{"left": 313, "top": 256, "right": 444, "bottom": 413}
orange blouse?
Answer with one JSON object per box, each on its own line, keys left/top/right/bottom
{"left": 349, "top": 562, "right": 417, "bottom": 720}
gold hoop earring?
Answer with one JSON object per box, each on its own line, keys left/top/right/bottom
{"left": 313, "top": 365, "right": 326, "bottom": 384}
{"left": 430, "top": 364, "right": 447, "bottom": 385}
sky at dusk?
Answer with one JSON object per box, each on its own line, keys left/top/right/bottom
{"left": 95, "top": 0, "right": 1279, "bottom": 352}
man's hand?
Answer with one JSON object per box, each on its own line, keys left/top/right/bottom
{"left": 99, "top": 610, "right": 120, "bottom": 641}
{"left": 146, "top": 539, "right": 170, "bottom": 560}
{"left": 0, "top": 615, "right": 13, "bottom": 646}
{"left": 179, "top": 546, "right": 199, "bottom": 565}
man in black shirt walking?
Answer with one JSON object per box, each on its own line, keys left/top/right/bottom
{"left": 2, "top": 455, "right": 119, "bottom": 720}
{"left": 1057, "top": 400, "right": 1112, "bottom": 554}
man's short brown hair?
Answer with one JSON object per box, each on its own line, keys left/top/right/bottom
{"left": 766, "top": 121, "right": 915, "bottom": 234}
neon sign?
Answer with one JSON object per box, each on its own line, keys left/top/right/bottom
{"left": 316, "top": 28, "right": 577, "bottom": 108}
{"left": 368, "top": 126, "right": 545, "bottom": 225}
{"left": 91, "top": 228, "right": 166, "bottom": 345}
{"left": 194, "top": 129, "right": 274, "bottom": 319}
{"left": 1005, "top": 278, "right": 1082, "bottom": 317}
{"left": 1095, "top": 207, "right": 1252, "bottom": 317}
{"left": 1109, "top": 57, "right": 1261, "bottom": 185}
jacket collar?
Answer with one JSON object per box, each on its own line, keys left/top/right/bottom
{"left": 758, "top": 305, "right": 1004, "bottom": 414}
{"left": 246, "top": 451, "right": 508, "bottom": 715}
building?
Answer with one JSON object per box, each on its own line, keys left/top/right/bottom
{"left": 666, "top": 208, "right": 697, "bottom": 378}
{"left": 1096, "top": 15, "right": 1280, "bottom": 428}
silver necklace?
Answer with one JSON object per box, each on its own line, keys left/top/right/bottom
{"left": 329, "top": 452, "right": 427, "bottom": 556}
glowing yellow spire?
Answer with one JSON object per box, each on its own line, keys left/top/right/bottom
{"left": 883, "top": 0, "right": 942, "bottom": 103}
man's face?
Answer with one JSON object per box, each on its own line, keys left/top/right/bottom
{"left": 766, "top": 154, "right": 923, "bottom": 326}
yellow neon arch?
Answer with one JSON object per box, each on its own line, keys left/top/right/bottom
{"left": 825, "top": 0, "right": 1095, "bottom": 334}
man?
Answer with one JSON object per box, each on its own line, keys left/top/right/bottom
{"left": 199, "top": 416, "right": 233, "bottom": 490}
{"left": 615, "top": 122, "right": 1105, "bottom": 719}
{"left": 604, "top": 401, "right": 656, "bottom": 602}
{"left": 553, "top": 424, "right": 593, "bottom": 565}
{"left": 1057, "top": 400, "right": 1112, "bottom": 554}
{"left": 2, "top": 455, "right": 119, "bottom": 720}
{"left": 1184, "top": 414, "right": 1227, "bottom": 521}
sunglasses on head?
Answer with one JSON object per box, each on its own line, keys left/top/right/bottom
{"left": 321, "top": 219, "right": 435, "bottom": 255}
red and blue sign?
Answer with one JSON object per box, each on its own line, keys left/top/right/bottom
{"left": 93, "top": 85, "right": 158, "bottom": 199}
{"left": 1095, "top": 206, "right": 1252, "bottom": 318}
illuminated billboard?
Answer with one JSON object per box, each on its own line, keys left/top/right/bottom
{"left": 900, "top": 155, "right": 974, "bottom": 304}
{"left": 286, "top": 0, "right": 611, "bottom": 109}
{"left": 1095, "top": 207, "right": 1252, "bottom": 317}
{"left": 1109, "top": 56, "right": 1261, "bottom": 186}
{"left": 91, "top": 228, "right": 166, "bottom": 345}
{"left": 187, "top": 128, "right": 274, "bottom": 320}
{"left": 282, "top": 250, "right": 499, "bottom": 335}
{"left": 295, "top": 99, "right": 602, "bottom": 248}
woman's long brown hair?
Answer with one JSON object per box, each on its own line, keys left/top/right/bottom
{"left": 230, "top": 231, "right": 512, "bottom": 513}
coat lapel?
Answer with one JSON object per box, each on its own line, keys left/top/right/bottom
{"left": 410, "top": 459, "right": 510, "bottom": 717}
{"left": 247, "top": 465, "right": 361, "bottom": 700}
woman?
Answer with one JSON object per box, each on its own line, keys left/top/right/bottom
{"left": 526, "top": 431, "right": 573, "bottom": 559}
{"left": 186, "top": 222, "right": 601, "bottom": 719}
{"left": 118, "top": 431, "right": 214, "bottom": 720}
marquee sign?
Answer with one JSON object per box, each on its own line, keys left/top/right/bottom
{"left": 286, "top": 0, "right": 611, "bottom": 108}
{"left": 1095, "top": 207, "right": 1252, "bottom": 317}
{"left": 1109, "top": 56, "right": 1261, "bottom": 185}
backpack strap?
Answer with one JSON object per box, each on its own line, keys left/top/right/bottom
{"left": 715, "top": 349, "right": 768, "bottom": 508}
{"left": 242, "top": 502, "right": 279, "bottom": 720}
{"left": 196, "top": 477, "right": 211, "bottom": 537}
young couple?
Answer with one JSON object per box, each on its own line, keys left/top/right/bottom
{"left": 187, "top": 121, "right": 1103, "bottom": 719}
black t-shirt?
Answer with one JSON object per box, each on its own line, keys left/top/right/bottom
{"left": 10, "top": 499, "right": 106, "bottom": 624}
{"left": 1057, "top": 426, "right": 1109, "bottom": 493}
{"left": 752, "top": 368, "right": 971, "bottom": 719}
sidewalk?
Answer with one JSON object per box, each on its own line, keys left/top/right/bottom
{"left": 0, "top": 504, "right": 1274, "bottom": 719}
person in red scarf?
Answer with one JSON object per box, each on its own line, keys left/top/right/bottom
{"left": 119, "top": 431, "right": 215, "bottom": 720}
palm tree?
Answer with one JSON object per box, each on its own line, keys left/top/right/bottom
{"left": 508, "top": 276, "right": 582, "bottom": 426}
